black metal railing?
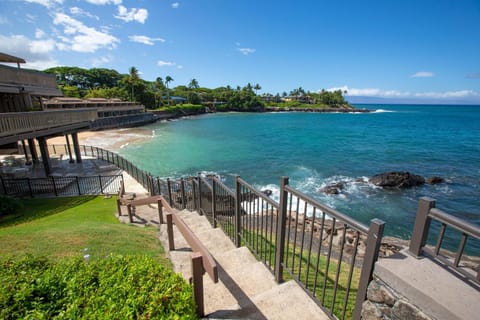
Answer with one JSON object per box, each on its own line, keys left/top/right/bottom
{"left": 409, "top": 197, "right": 480, "bottom": 285}
{"left": 0, "top": 174, "right": 123, "bottom": 198}
{"left": 236, "top": 176, "right": 280, "bottom": 272}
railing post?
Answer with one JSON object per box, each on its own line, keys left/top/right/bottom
{"left": 274, "top": 176, "right": 289, "bottom": 283}
{"left": 76, "top": 176, "right": 81, "bottom": 195}
{"left": 353, "top": 218, "right": 385, "bottom": 320}
{"left": 409, "top": 197, "right": 436, "bottom": 257}
{"left": 198, "top": 174, "right": 203, "bottom": 215}
{"left": 27, "top": 178, "right": 33, "bottom": 198}
{"left": 157, "top": 199, "right": 164, "bottom": 224}
{"left": 192, "top": 178, "right": 197, "bottom": 210}
{"left": 211, "top": 178, "right": 217, "bottom": 228}
{"left": 98, "top": 175, "right": 104, "bottom": 194}
{"left": 234, "top": 176, "right": 242, "bottom": 247}
{"left": 0, "top": 176, "right": 6, "bottom": 195}
{"left": 166, "top": 213, "right": 175, "bottom": 250}
{"left": 191, "top": 252, "right": 205, "bottom": 317}
{"left": 167, "top": 178, "right": 173, "bottom": 206}
{"left": 116, "top": 199, "right": 122, "bottom": 216}
{"left": 181, "top": 178, "right": 186, "bottom": 209}
{"left": 51, "top": 176, "right": 58, "bottom": 196}
{"left": 127, "top": 204, "right": 133, "bottom": 223}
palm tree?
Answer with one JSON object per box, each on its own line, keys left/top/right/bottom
{"left": 188, "top": 78, "right": 199, "bottom": 89}
{"left": 128, "top": 66, "right": 139, "bottom": 101}
{"left": 165, "top": 75, "right": 173, "bottom": 106}
{"left": 154, "top": 77, "right": 165, "bottom": 107}
{"left": 254, "top": 83, "right": 261, "bottom": 95}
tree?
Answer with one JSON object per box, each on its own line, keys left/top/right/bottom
{"left": 154, "top": 77, "right": 166, "bottom": 107}
{"left": 128, "top": 66, "right": 140, "bottom": 101}
{"left": 188, "top": 78, "right": 199, "bottom": 89}
{"left": 165, "top": 75, "right": 174, "bottom": 105}
{"left": 254, "top": 83, "right": 261, "bottom": 95}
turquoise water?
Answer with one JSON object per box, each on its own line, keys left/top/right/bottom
{"left": 119, "top": 105, "right": 480, "bottom": 246}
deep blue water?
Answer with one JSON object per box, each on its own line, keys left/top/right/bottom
{"left": 118, "top": 104, "right": 480, "bottom": 249}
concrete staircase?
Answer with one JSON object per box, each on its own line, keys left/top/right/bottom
{"left": 157, "top": 209, "right": 330, "bottom": 319}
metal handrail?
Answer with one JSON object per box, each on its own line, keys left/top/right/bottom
{"left": 284, "top": 184, "right": 369, "bottom": 235}
{"left": 409, "top": 197, "right": 480, "bottom": 285}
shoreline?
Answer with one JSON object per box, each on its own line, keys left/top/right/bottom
{"left": 47, "top": 127, "right": 155, "bottom": 152}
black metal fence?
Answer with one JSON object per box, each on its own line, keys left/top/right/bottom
{"left": 409, "top": 197, "right": 480, "bottom": 285}
{"left": 0, "top": 174, "right": 123, "bottom": 198}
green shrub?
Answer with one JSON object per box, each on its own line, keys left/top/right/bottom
{"left": 0, "top": 195, "right": 23, "bottom": 217}
{"left": 0, "top": 255, "right": 197, "bottom": 319}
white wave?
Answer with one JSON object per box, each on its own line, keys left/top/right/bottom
{"left": 373, "top": 109, "right": 395, "bottom": 113}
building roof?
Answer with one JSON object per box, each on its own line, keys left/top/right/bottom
{"left": 0, "top": 52, "right": 26, "bottom": 64}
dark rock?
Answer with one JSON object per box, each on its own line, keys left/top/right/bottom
{"left": 425, "top": 176, "right": 445, "bottom": 184}
{"left": 261, "top": 189, "right": 273, "bottom": 197}
{"left": 320, "top": 186, "right": 340, "bottom": 195}
{"left": 319, "top": 182, "right": 345, "bottom": 195}
{"left": 370, "top": 172, "right": 425, "bottom": 189}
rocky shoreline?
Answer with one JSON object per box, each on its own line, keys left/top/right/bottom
{"left": 149, "top": 105, "right": 373, "bottom": 122}
{"left": 264, "top": 106, "right": 372, "bottom": 113}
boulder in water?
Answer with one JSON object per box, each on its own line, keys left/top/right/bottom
{"left": 426, "top": 176, "right": 445, "bottom": 184}
{"left": 319, "top": 182, "right": 345, "bottom": 195}
{"left": 370, "top": 172, "right": 425, "bottom": 189}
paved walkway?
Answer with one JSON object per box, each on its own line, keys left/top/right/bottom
{"left": 119, "top": 187, "right": 330, "bottom": 319}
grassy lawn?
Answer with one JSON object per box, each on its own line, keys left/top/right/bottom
{"left": 0, "top": 196, "right": 170, "bottom": 266}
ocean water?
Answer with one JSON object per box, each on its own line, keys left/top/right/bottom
{"left": 118, "top": 105, "right": 480, "bottom": 249}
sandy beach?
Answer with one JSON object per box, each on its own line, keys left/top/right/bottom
{"left": 47, "top": 127, "right": 155, "bottom": 152}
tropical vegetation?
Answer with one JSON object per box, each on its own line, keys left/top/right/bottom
{"left": 0, "top": 196, "right": 197, "bottom": 319}
{"left": 44, "top": 66, "right": 352, "bottom": 111}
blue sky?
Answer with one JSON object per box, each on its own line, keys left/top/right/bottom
{"left": 1, "top": 0, "right": 479, "bottom": 104}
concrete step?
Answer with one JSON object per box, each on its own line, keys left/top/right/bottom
{"left": 175, "top": 210, "right": 214, "bottom": 234}
{"left": 214, "top": 246, "right": 259, "bottom": 273}
{"left": 209, "top": 280, "right": 330, "bottom": 320}
{"left": 195, "top": 228, "right": 237, "bottom": 256}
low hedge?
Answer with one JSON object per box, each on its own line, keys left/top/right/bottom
{"left": 0, "top": 255, "right": 197, "bottom": 319}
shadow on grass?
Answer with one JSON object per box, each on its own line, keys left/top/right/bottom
{"left": 0, "top": 196, "right": 97, "bottom": 228}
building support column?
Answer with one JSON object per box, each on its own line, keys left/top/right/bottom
{"left": 37, "top": 137, "right": 51, "bottom": 176}
{"left": 65, "top": 134, "right": 74, "bottom": 163}
{"left": 71, "top": 132, "right": 82, "bottom": 163}
{"left": 21, "top": 140, "right": 31, "bottom": 165}
{"left": 28, "top": 138, "right": 39, "bottom": 163}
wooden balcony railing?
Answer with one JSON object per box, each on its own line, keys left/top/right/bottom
{"left": 0, "top": 109, "right": 98, "bottom": 137}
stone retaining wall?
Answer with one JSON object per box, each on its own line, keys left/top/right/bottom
{"left": 361, "top": 277, "right": 433, "bottom": 320}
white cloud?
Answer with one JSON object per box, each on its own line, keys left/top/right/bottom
{"left": 35, "top": 28, "right": 45, "bottom": 39}
{"left": 86, "top": 0, "right": 122, "bottom": 5}
{"left": 53, "top": 13, "right": 119, "bottom": 53}
{"left": 172, "top": 2, "right": 180, "bottom": 9}
{"left": 411, "top": 71, "right": 434, "bottom": 78}
{"left": 0, "top": 34, "right": 58, "bottom": 69}
{"left": 157, "top": 60, "right": 176, "bottom": 67}
{"left": 30, "top": 39, "right": 56, "bottom": 54}
{"left": 237, "top": 47, "right": 256, "bottom": 55}
{"left": 327, "top": 85, "right": 479, "bottom": 100}
{"left": 70, "top": 7, "right": 99, "bottom": 20}
{"left": 24, "top": 0, "right": 63, "bottom": 8}
{"left": 129, "top": 35, "right": 165, "bottom": 45}
{"left": 115, "top": 5, "right": 148, "bottom": 24}
{"left": 91, "top": 55, "right": 113, "bottom": 67}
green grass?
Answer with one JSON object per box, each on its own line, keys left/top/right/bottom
{"left": 0, "top": 196, "right": 169, "bottom": 266}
